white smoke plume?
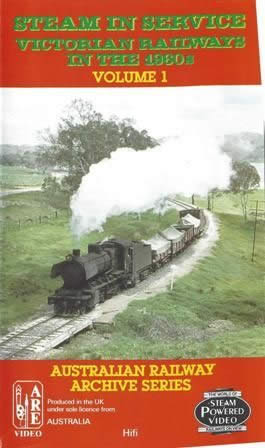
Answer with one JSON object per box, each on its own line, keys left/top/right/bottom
{"left": 71, "top": 134, "right": 232, "bottom": 236}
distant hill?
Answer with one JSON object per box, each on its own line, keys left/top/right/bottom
{"left": 1, "top": 132, "right": 264, "bottom": 167}
{"left": 222, "top": 132, "right": 264, "bottom": 163}
{"left": 0, "top": 144, "right": 38, "bottom": 153}
{"left": 0, "top": 144, "right": 39, "bottom": 167}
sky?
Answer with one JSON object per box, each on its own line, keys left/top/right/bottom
{"left": 1, "top": 1, "right": 265, "bottom": 146}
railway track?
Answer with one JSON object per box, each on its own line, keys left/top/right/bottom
{"left": 0, "top": 311, "right": 100, "bottom": 360}
{"left": 166, "top": 198, "right": 197, "bottom": 209}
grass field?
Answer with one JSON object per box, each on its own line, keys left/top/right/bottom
{"left": 179, "top": 190, "right": 265, "bottom": 216}
{"left": 0, "top": 165, "right": 44, "bottom": 189}
{"left": 0, "top": 187, "right": 264, "bottom": 359}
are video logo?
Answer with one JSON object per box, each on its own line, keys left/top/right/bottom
{"left": 13, "top": 381, "right": 44, "bottom": 437}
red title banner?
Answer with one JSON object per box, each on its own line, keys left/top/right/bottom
{"left": 1, "top": 0, "right": 261, "bottom": 87}
{"left": 0, "top": 358, "right": 265, "bottom": 447}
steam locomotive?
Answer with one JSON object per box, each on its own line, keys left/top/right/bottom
{"left": 48, "top": 208, "right": 206, "bottom": 315}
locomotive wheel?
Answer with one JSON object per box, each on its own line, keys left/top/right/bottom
{"left": 54, "top": 301, "right": 65, "bottom": 315}
{"left": 54, "top": 303, "right": 60, "bottom": 315}
{"left": 66, "top": 303, "right": 73, "bottom": 314}
{"left": 79, "top": 303, "right": 86, "bottom": 315}
{"left": 85, "top": 302, "right": 93, "bottom": 313}
{"left": 121, "top": 279, "right": 129, "bottom": 289}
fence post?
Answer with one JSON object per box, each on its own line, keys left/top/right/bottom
{"left": 207, "top": 194, "right": 211, "bottom": 211}
{"left": 39, "top": 216, "right": 42, "bottom": 224}
{"left": 55, "top": 210, "right": 58, "bottom": 219}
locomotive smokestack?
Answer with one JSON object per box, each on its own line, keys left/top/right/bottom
{"left": 72, "top": 249, "right": 81, "bottom": 257}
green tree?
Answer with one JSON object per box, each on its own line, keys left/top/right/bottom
{"left": 37, "top": 99, "right": 157, "bottom": 194}
{"left": 229, "top": 160, "right": 260, "bottom": 220}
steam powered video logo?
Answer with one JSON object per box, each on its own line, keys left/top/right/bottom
{"left": 194, "top": 389, "right": 251, "bottom": 434}
{"left": 13, "top": 381, "right": 43, "bottom": 437}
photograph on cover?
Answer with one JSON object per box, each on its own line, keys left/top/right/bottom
{"left": 0, "top": 84, "right": 264, "bottom": 361}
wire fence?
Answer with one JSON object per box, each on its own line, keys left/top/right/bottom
{"left": 0, "top": 209, "right": 71, "bottom": 232}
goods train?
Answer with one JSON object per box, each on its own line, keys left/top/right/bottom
{"left": 48, "top": 207, "right": 206, "bottom": 315}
